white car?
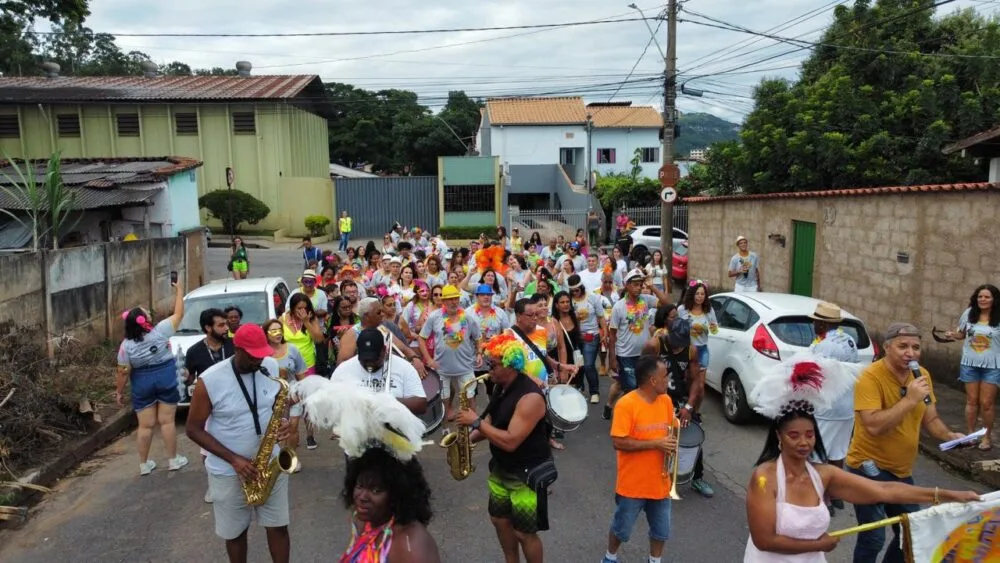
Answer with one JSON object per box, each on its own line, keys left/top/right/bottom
{"left": 170, "top": 277, "right": 291, "bottom": 406}
{"left": 704, "top": 292, "right": 878, "bottom": 424}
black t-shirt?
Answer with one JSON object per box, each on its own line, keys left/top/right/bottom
{"left": 657, "top": 335, "right": 691, "bottom": 405}
{"left": 485, "top": 373, "right": 550, "bottom": 473}
{"left": 184, "top": 338, "right": 234, "bottom": 381}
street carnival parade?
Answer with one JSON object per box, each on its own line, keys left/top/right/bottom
{"left": 1, "top": 1, "right": 1000, "bottom": 562}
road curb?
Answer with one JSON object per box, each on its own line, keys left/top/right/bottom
{"left": 918, "top": 437, "right": 1000, "bottom": 490}
{"left": 13, "top": 407, "right": 135, "bottom": 504}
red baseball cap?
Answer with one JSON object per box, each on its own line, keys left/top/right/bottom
{"left": 233, "top": 324, "right": 272, "bottom": 359}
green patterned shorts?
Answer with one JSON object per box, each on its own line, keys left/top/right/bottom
{"left": 487, "top": 469, "right": 546, "bottom": 533}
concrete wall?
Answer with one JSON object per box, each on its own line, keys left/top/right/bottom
{"left": 278, "top": 176, "right": 335, "bottom": 238}
{"left": 686, "top": 190, "right": 1000, "bottom": 382}
{"left": 0, "top": 231, "right": 203, "bottom": 351}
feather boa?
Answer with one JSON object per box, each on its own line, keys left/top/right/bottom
{"left": 750, "top": 351, "right": 862, "bottom": 419}
{"left": 474, "top": 245, "right": 508, "bottom": 276}
{"left": 290, "top": 377, "right": 426, "bottom": 460}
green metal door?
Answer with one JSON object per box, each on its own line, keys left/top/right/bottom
{"left": 790, "top": 221, "right": 816, "bottom": 297}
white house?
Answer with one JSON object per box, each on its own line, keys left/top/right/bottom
{"left": 476, "top": 97, "right": 664, "bottom": 189}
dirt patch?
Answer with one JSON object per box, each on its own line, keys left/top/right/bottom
{"left": 0, "top": 321, "right": 116, "bottom": 479}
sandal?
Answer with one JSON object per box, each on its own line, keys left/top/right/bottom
{"left": 979, "top": 437, "right": 992, "bottom": 451}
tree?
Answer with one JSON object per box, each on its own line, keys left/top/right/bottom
{"left": 0, "top": 0, "right": 89, "bottom": 76}
{"left": 198, "top": 190, "right": 270, "bottom": 234}
{"left": 693, "top": 2, "right": 996, "bottom": 194}
{"left": 0, "top": 152, "right": 81, "bottom": 250}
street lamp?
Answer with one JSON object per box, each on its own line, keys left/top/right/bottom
{"left": 627, "top": 4, "right": 666, "bottom": 62}
{"left": 434, "top": 115, "right": 471, "bottom": 155}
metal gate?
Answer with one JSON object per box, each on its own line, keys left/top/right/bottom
{"left": 333, "top": 177, "right": 439, "bottom": 238}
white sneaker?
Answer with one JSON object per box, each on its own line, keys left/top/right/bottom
{"left": 139, "top": 460, "right": 157, "bottom": 475}
{"left": 204, "top": 489, "right": 213, "bottom": 503}
{"left": 168, "top": 455, "right": 189, "bottom": 471}
{"left": 590, "top": 394, "right": 600, "bottom": 404}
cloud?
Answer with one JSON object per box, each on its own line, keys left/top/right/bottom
{"left": 80, "top": 0, "right": 988, "bottom": 124}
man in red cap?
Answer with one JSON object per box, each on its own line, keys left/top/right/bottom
{"left": 186, "top": 324, "right": 295, "bottom": 563}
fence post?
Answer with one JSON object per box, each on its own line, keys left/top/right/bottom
{"left": 147, "top": 240, "right": 155, "bottom": 313}
{"left": 41, "top": 250, "right": 54, "bottom": 360}
{"left": 104, "top": 243, "right": 113, "bottom": 341}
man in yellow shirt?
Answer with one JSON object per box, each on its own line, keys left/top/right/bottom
{"left": 845, "top": 322, "right": 965, "bottom": 563}
{"left": 338, "top": 210, "right": 352, "bottom": 252}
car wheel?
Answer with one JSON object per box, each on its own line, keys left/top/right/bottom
{"left": 722, "top": 371, "right": 753, "bottom": 424}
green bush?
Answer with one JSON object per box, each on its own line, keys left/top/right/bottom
{"left": 304, "top": 215, "right": 331, "bottom": 237}
{"left": 198, "top": 190, "right": 270, "bottom": 234}
{"left": 438, "top": 225, "right": 496, "bottom": 240}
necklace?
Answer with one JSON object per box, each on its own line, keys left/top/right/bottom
{"left": 442, "top": 309, "right": 467, "bottom": 344}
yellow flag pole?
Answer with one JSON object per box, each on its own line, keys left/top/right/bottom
{"left": 828, "top": 516, "right": 903, "bottom": 538}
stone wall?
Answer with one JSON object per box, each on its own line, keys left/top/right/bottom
{"left": 687, "top": 189, "right": 1000, "bottom": 384}
{"left": 0, "top": 230, "right": 205, "bottom": 354}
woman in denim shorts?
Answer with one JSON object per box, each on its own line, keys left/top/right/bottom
{"left": 946, "top": 284, "right": 1000, "bottom": 451}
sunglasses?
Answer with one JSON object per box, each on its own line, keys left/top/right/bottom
{"left": 432, "top": 292, "right": 442, "bottom": 297}
{"left": 267, "top": 328, "right": 282, "bottom": 335}
{"left": 302, "top": 279, "right": 316, "bottom": 285}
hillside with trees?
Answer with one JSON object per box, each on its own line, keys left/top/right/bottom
{"left": 675, "top": 112, "right": 741, "bottom": 157}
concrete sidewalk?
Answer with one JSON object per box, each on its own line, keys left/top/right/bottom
{"left": 919, "top": 379, "right": 1000, "bottom": 489}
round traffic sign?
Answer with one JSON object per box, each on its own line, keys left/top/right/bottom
{"left": 658, "top": 163, "right": 680, "bottom": 187}
{"left": 660, "top": 187, "right": 678, "bottom": 203}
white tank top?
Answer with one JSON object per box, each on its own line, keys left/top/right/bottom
{"left": 201, "top": 356, "right": 281, "bottom": 476}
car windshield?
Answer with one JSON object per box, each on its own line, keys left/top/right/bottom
{"left": 176, "top": 292, "right": 270, "bottom": 333}
{"left": 768, "top": 316, "right": 871, "bottom": 349}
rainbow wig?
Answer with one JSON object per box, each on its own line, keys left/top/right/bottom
{"left": 483, "top": 333, "right": 527, "bottom": 371}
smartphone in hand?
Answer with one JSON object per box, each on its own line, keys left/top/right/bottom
{"left": 170, "top": 271, "right": 178, "bottom": 284}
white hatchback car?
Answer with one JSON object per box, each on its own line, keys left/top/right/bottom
{"left": 170, "top": 277, "right": 291, "bottom": 406}
{"left": 704, "top": 292, "right": 878, "bottom": 424}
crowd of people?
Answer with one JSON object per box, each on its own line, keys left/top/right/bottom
{"left": 110, "top": 223, "right": 995, "bottom": 563}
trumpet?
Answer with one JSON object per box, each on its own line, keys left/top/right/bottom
{"left": 664, "top": 418, "right": 681, "bottom": 500}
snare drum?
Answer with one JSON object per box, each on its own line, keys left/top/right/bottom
{"left": 545, "top": 384, "right": 588, "bottom": 432}
{"left": 675, "top": 421, "right": 705, "bottom": 485}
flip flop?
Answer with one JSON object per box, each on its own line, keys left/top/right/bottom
{"left": 979, "top": 438, "right": 992, "bottom": 451}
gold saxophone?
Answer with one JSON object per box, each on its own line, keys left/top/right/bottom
{"left": 242, "top": 374, "right": 299, "bottom": 507}
{"left": 440, "top": 374, "right": 491, "bottom": 481}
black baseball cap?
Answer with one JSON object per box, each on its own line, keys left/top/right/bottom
{"left": 357, "top": 328, "right": 385, "bottom": 362}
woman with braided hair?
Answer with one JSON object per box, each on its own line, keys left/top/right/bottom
{"left": 743, "top": 354, "right": 979, "bottom": 562}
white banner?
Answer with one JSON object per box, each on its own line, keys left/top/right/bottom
{"left": 906, "top": 490, "right": 1000, "bottom": 562}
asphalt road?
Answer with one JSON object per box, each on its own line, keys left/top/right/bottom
{"left": 0, "top": 248, "right": 986, "bottom": 563}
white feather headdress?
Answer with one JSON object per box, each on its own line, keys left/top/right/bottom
{"left": 289, "top": 376, "right": 426, "bottom": 460}
{"left": 750, "top": 351, "right": 862, "bottom": 419}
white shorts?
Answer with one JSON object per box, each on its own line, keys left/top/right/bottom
{"left": 816, "top": 418, "right": 854, "bottom": 461}
{"left": 208, "top": 472, "right": 290, "bottom": 540}
{"left": 440, "top": 372, "right": 476, "bottom": 400}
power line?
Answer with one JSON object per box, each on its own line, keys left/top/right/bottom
{"left": 34, "top": 16, "right": 647, "bottom": 38}
{"left": 606, "top": 17, "right": 665, "bottom": 101}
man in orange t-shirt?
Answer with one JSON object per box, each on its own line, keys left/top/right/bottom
{"left": 603, "top": 356, "right": 678, "bottom": 563}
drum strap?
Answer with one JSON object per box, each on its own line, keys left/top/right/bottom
{"left": 511, "top": 326, "right": 548, "bottom": 367}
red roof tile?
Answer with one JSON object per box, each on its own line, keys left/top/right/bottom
{"left": 684, "top": 182, "right": 1000, "bottom": 204}
{"left": 0, "top": 75, "right": 322, "bottom": 103}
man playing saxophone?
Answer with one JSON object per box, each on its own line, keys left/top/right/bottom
{"left": 456, "top": 333, "right": 551, "bottom": 563}
{"left": 186, "top": 324, "right": 295, "bottom": 563}
{"left": 601, "top": 355, "right": 678, "bottom": 563}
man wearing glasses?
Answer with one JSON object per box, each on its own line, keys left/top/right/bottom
{"left": 845, "top": 322, "right": 966, "bottom": 563}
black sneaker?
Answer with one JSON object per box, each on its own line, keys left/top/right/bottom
{"left": 602, "top": 405, "right": 612, "bottom": 420}
{"left": 306, "top": 436, "right": 318, "bottom": 450}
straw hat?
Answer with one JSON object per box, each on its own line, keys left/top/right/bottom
{"left": 808, "top": 302, "right": 843, "bottom": 323}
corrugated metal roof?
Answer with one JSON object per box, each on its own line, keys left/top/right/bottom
{"left": 329, "top": 163, "right": 377, "bottom": 178}
{"left": 486, "top": 97, "right": 587, "bottom": 125}
{"left": 0, "top": 156, "right": 202, "bottom": 188}
{"left": 0, "top": 184, "right": 159, "bottom": 210}
{"left": 0, "top": 75, "right": 322, "bottom": 103}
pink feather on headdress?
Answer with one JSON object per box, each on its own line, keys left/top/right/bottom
{"left": 750, "top": 351, "right": 862, "bottom": 420}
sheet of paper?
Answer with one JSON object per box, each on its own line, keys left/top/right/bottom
{"left": 939, "top": 428, "right": 986, "bottom": 451}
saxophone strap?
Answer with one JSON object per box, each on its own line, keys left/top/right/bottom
{"left": 230, "top": 358, "right": 262, "bottom": 436}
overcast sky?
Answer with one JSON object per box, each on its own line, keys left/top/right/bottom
{"left": 79, "top": 0, "right": 993, "bottom": 123}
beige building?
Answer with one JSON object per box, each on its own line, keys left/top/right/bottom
{"left": 685, "top": 182, "right": 1000, "bottom": 380}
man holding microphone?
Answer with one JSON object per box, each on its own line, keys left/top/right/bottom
{"left": 845, "top": 322, "right": 966, "bottom": 563}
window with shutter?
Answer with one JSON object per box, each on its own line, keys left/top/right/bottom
{"left": 232, "top": 111, "right": 256, "bottom": 134}
{"left": 116, "top": 113, "right": 140, "bottom": 136}
{"left": 0, "top": 114, "right": 19, "bottom": 138}
{"left": 57, "top": 114, "right": 81, "bottom": 137}
{"left": 175, "top": 112, "right": 198, "bottom": 135}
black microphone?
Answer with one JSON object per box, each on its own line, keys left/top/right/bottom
{"left": 907, "top": 361, "right": 931, "bottom": 405}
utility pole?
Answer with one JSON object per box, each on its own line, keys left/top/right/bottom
{"left": 659, "top": 0, "right": 679, "bottom": 295}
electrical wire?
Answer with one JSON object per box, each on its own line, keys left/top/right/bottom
{"left": 606, "top": 18, "right": 665, "bottom": 102}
